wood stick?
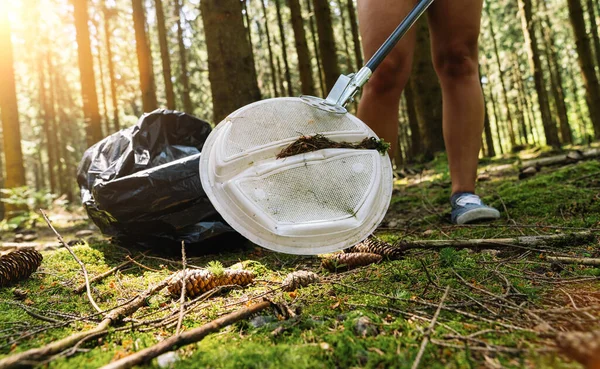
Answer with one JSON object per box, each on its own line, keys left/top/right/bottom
{"left": 40, "top": 210, "right": 102, "bottom": 314}
{"left": 521, "top": 148, "right": 600, "bottom": 168}
{"left": 74, "top": 258, "right": 135, "bottom": 294}
{"left": 411, "top": 286, "right": 450, "bottom": 369}
{"left": 176, "top": 241, "right": 187, "bottom": 335}
{"left": 396, "top": 232, "right": 594, "bottom": 252}
{"left": 99, "top": 300, "right": 272, "bottom": 369}
{"left": 0, "top": 275, "right": 173, "bottom": 368}
{"left": 546, "top": 256, "right": 600, "bottom": 266}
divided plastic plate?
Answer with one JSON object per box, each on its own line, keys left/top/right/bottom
{"left": 199, "top": 97, "right": 393, "bottom": 255}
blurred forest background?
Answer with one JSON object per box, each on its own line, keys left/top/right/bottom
{"left": 1, "top": 0, "right": 600, "bottom": 221}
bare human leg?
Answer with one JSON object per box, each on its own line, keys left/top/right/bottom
{"left": 356, "top": 0, "right": 417, "bottom": 159}
{"left": 427, "top": 0, "right": 484, "bottom": 195}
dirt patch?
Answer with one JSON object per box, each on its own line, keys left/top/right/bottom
{"left": 276, "top": 134, "right": 389, "bottom": 159}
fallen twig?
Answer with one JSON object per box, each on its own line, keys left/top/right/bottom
{"left": 411, "top": 286, "right": 450, "bottom": 369}
{"left": 40, "top": 210, "right": 102, "bottom": 314}
{"left": 0, "top": 275, "right": 173, "bottom": 368}
{"left": 74, "top": 258, "right": 137, "bottom": 294}
{"left": 99, "top": 300, "right": 272, "bottom": 369}
{"left": 176, "top": 241, "right": 187, "bottom": 336}
{"left": 546, "top": 256, "right": 600, "bottom": 266}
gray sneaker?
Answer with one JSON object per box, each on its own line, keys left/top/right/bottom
{"left": 450, "top": 192, "right": 500, "bottom": 225}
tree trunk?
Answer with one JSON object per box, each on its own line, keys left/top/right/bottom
{"left": 586, "top": 0, "right": 600, "bottom": 74}
{"left": 480, "top": 67, "right": 496, "bottom": 157}
{"left": 566, "top": 58, "right": 590, "bottom": 143}
{"left": 72, "top": 0, "right": 103, "bottom": 147}
{"left": 276, "top": 56, "right": 286, "bottom": 97}
{"left": 346, "top": 0, "right": 362, "bottom": 69}
{"left": 288, "top": 0, "right": 316, "bottom": 96}
{"left": 95, "top": 47, "right": 110, "bottom": 136}
{"left": 513, "top": 56, "right": 539, "bottom": 144}
{"left": 336, "top": 0, "right": 354, "bottom": 72}
{"left": 403, "top": 84, "right": 421, "bottom": 162}
{"left": 0, "top": 9, "right": 26, "bottom": 192}
{"left": 103, "top": 6, "right": 120, "bottom": 132}
{"left": 312, "top": 0, "right": 340, "bottom": 92}
{"left": 306, "top": 0, "right": 325, "bottom": 95}
{"left": 567, "top": 0, "right": 600, "bottom": 139}
{"left": 201, "top": 0, "right": 261, "bottom": 123}
{"left": 485, "top": 82, "right": 504, "bottom": 155}
{"left": 261, "top": 0, "right": 279, "bottom": 97}
{"left": 132, "top": 0, "right": 158, "bottom": 113}
{"left": 155, "top": 0, "right": 176, "bottom": 110}
{"left": 518, "top": 0, "right": 561, "bottom": 147}
{"left": 485, "top": 4, "right": 516, "bottom": 148}
{"left": 409, "top": 19, "right": 443, "bottom": 159}
{"left": 275, "top": 0, "right": 293, "bottom": 96}
{"left": 46, "top": 54, "right": 64, "bottom": 196}
{"left": 174, "top": 0, "right": 193, "bottom": 114}
{"left": 38, "top": 54, "right": 57, "bottom": 194}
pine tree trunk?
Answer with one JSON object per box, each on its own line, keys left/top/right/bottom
{"left": 403, "top": 84, "right": 422, "bottom": 162}
{"left": 509, "top": 62, "right": 531, "bottom": 145}
{"left": 201, "top": 0, "right": 261, "bottom": 123}
{"left": 95, "top": 48, "right": 110, "bottom": 136}
{"left": 275, "top": 0, "right": 293, "bottom": 96}
{"left": 486, "top": 83, "right": 504, "bottom": 155}
{"left": 480, "top": 67, "right": 496, "bottom": 157}
{"left": 567, "top": 0, "right": 600, "bottom": 139}
{"left": 312, "top": 0, "right": 340, "bottom": 92}
{"left": 174, "top": 0, "right": 193, "bottom": 114}
{"left": 486, "top": 4, "right": 516, "bottom": 148}
{"left": 586, "top": 0, "right": 600, "bottom": 73}
{"left": 346, "top": 0, "right": 362, "bottom": 69}
{"left": 306, "top": 0, "right": 325, "bottom": 95}
{"left": 242, "top": 0, "right": 258, "bottom": 84}
{"left": 513, "top": 56, "right": 539, "bottom": 144}
{"left": 46, "top": 54, "right": 64, "bottom": 196}
{"left": 72, "top": 0, "right": 103, "bottom": 147}
{"left": 38, "top": 54, "right": 57, "bottom": 194}
{"left": 0, "top": 10, "right": 26, "bottom": 191}
{"left": 409, "top": 19, "right": 443, "bottom": 159}
{"left": 155, "top": 0, "right": 176, "bottom": 110}
{"left": 261, "top": 0, "right": 279, "bottom": 97}
{"left": 336, "top": 0, "right": 354, "bottom": 72}
{"left": 288, "top": 0, "right": 316, "bottom": 95}
{"left": 132, "top": 0, "right": 158, "bottom": 113}
{"left": 566, "top": 59, "right": 590, "bottom": 142}
{"left": 518, "top": 0, "right": 561, "bottom": 147}
{"left": 103, "top": 5, "right": 120, "bottom": 132}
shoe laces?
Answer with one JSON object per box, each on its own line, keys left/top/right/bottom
{"left": 455, "top": 194, "right": 482, "bottom": 207}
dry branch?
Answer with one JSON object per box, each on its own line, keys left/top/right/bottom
{"left": 546, "top": 256, "right": 600, "bottom": 266}
{"left": 521, "top": 148, "right": 600, "bottom": 169}
{"left": 395, "top": 232, "right": 594, "bottom": 252}
{"left": 74, "top": 258, "right": 135, "bottom": 294}
{"left": 40, "top": 210, "right": 102, "bottom": 314}
{"left": 99, "top": 300, "right": 272, "bottom": 369}
{"left": 411, "top": 286, "right": 450, "bottom": 369}
{"left": 0, "top": 275, "right": 173, "bottom": 368}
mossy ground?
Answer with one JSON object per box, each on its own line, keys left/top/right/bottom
{"left": 1, "top": 148, "right": 599, "bottom": 368}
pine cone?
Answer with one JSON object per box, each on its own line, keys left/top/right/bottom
{"left": 168, "top": 268, "right": 254, "bottom": 298}
{"left": 556, "top": 330, "right": 600, "bottom": 369}
{"left": 281, "top": 270, "right": 320, "bottom": 291}
{"left": 345, "top": 236, "right": 403, "bottom": 260}
{"left": 0, "top": 249, "right": 43, "bottom": 287}
{"left": 322, "top": 252, "right": 382, "bottom": 272}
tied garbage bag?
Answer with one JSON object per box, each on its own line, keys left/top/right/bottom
{"left": 77, "top": 109, "right": 238, "bottom": 249}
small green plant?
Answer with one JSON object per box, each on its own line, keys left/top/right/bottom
{"left": 206, "top": 260, "right": 225, "bottom": 277}
{"left": 439, "top": 247, "right": 458, "bottom": 267}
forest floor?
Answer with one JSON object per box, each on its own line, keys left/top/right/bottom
{"left": 1, "top": 145, "right": 600, "bottom": 368}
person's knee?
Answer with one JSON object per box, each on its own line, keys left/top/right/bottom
{"left": 433, "top": 40, "right": 479, "bottom": 80}
{"left": 363, "top": 56, "right": 410, "bottom": 97}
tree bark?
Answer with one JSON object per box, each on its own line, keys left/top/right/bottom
{"left": 403, "top": 84, "right": 422, "bottom": 162}
{"left": 336, "top": 0, "right": 354, "bottom": 72}
{"left": 174, "top": 0, "right": 193, "bottom": 114}
{"left": 155, "top": 0, "right": 176, "bottom": 110}
{"left": 306, "top": 0, "right": 325, "bottom": 95}
{"left": 586, "top": 0, "right": 600, "bottom": 74}
{"left": 275, "top": 0, "right": 293, "bottom": 96}
{"left": 46, "top": 54, "right": 65, "bottom": 197}
{"left": 347, "top": 0, "right": 363, "bottom": 70}
{"left": 485, "top": 4, "right": 517, "bottom": 148}
{"left": 513, "top": 56, "right": 539, "bottom": 144}
{"left": 103, "top": 5, "right": 120, "bottom": 131}
{"left": 201, "top": 0, "right": 261, "bottom": 123}
{"left": 409, "top": 19, "right": 444, "bottom": 159}
{"left": 72, "top": 0, "right": 103, "bottom": 147}
{"left": 132, "top": 0, "right": 158, "bottom": 113}
{"left": 567, "top": 0, "right": 600, "bottom": 139}
{"left": 485, "top": 82, "right": 504, "bottom": 155}
{"left": 480, "top": 68, "right": 496, "bottom": 157}
{"left": 312, "top": 0, "right": 340, "bottom": 92}
{"left": 0, "top": 10, "right": 26, "bottom": 190}
{"left": 261, "top": 0, "right": 279, "bottom": 97}
{"left": 95, "top": 45, "right": 110, "bottom": 136}
{"left": 38, "top": 54, "right": 57, "bottom": 194}
{"left": 518, "top": 0, "right": 561, "bottom": 147}
{"left": 288, "top": 0, "right": 316, "bottom": 96}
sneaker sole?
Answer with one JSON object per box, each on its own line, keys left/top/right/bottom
{"left": 455, "top": 208, "right": 501, "bottom": 225}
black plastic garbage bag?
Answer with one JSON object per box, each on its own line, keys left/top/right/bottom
{"left": 77, "top": 109, "right": 238, "bottom": 250}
